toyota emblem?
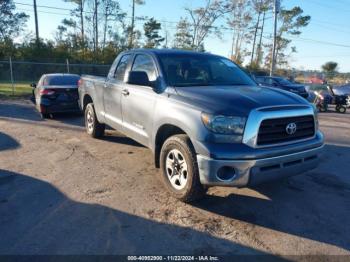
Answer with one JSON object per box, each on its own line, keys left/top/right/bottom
{"left": 286, "top": 122, "right": 297, "bottom": 135}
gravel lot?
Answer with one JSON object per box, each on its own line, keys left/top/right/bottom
{"left": 0, "top": 99, "right": 349, "bottom": 257}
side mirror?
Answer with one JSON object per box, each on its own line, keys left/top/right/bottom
{"left": 30, "top": 83, "right": 37, "bottom": 88}
{"left": 127, "top": 71, "right": 151, "bottom": 87}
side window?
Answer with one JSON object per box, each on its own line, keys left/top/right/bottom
{"left": 256, "top": 77, "right": 265, "bottom": 84}
{"left": 42, "top": 77, "right": 49, "bottom": 86}
{"left": 265, "top": 78, "right": 274, "bottom": 85}
{"left": 132, "top": 54, "right": 157, "bottom": 81}
{"left": 114, "top": 54, "right": 131, "bottom": 81}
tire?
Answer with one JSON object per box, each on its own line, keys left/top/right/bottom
{"left": 318, "top": 103, "right": 327, "bottom": 112}
{"left": 41, "top": 113, "right": 50, "bottom": 119}
{"left": 160, "top": 134, "right": 207, "bottom": 203}
{"left": 338, "top": 106, "right": 347, "bottom": 114}
{"left": 85, "top": 103, "right": 105, "bottom": 138}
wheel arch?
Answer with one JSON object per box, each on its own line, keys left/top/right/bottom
{"left": 154, "top": 124, "right": 192, "bottom": 168}
{"left": 82, "top": 94, "right": 93, "bottom": 112}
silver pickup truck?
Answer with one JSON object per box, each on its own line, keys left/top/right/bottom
{"left": 78, "top": 49, "right": 324, "bottom": 202}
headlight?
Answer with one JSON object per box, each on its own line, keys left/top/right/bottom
{"left": 201, "top": 113, "right": 246, "bottom": 135}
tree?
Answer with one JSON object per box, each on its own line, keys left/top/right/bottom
{"left": 322, "top": 62, "right": 338, "bottom": 79}
{"left": 255, "top": 2, "right": 270, "bottom": 67}
{"left": 271, "top": 6, "right": 310, "bottom": 68}
{"left": 101, "top": 0, "right": 125, "bottom": 49}
{"left": 64, "top": 0, "right": 86, "bottom": 49}
{"left": 0, "top": 0, "right": 29, "bottom": 42}
{"left": 185, "top": 0, "right": 232, "bottom": 50}
{"left": 173, "top": 18, "right": 193, "bottom": 50}
{"left": 227, "top": 0, "right": 254, "bottom": 64}
{"left": 128, "top": 0, "right": 145, "bottom": 48}
{"left": 249, "top": 0, "right": 272, "bottom": 68}
{"left": 143, "top": 18, "right": 164, "bottom": 48}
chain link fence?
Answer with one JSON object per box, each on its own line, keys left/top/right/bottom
{"left": 0, "top": 58, "right": 111, "bottom": 94}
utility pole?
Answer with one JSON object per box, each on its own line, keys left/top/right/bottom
{"left": 33, "top": 0, "right": 39, "bottom": 45}
{"left": 94, "top": 0, "right": 98, "bottom": 54}
{"left": 128, "top": 0, "right": 136, "bottom": 48}
{"left": 270, "top": 0, "right": 280, "bottom": 76}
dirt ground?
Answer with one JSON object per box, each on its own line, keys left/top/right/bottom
{"left": 0, "top": 99, "right": 349, "bottom": 257}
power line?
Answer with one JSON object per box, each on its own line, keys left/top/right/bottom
{"left": 299, "top": 54, "right": 350, "bottom": 58}
{"left": 291, "top": 36, "right": 350, "bottom": 48}
{"left": 307, "top": 0, "right": 350, "bottom": 13}
{"left": 14, "top": 1, "right": 350, "bottom": 50}
{"left": 311, "top": 22, "right": 350, "bottom": 35}
{"left": 312, "top": 18, "right": 349, "bottom": 29}
{"left": 14, "top": 1, "right": 272, "bottom": 27}
{"left": 17, "top": 7, "right": 71, "bottom": 16}
{"left": 261, "top": 34, "right": 350, "bottom": 49}
{"left": 14, "top": 2, "right": 86, "bottom": 13}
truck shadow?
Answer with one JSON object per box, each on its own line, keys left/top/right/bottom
{"left": 0, "top": 100, "right": 84, "bottom": 128}
{"left": 193, "top": 144, "right": 350, "bottom": 252}
{"left": 0, "top": 100, "right": 42, "bottom": 122}
{"left": 0, "top": 132, "right": 20, "bottom": 152}
{"left": 0, "top": 170, "right": 282, "bottom": 257}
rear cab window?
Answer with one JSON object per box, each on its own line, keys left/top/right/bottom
{"left": 131, "top": 54, "right": 157, "bottom": 82}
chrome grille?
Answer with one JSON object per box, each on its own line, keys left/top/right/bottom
{"left": 257, "top": 115, "right": 315, "bottom": 146}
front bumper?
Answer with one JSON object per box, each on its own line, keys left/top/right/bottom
{"left": 197, "top": 144, "right": 324, "bottom": 187}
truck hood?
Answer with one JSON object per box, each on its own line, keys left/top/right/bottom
{"left": 173, "top": 85, "right": 307, "bottom": 116}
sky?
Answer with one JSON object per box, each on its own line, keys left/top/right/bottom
{"left": 14, "top": 0, "right": 350, "bottom": 72}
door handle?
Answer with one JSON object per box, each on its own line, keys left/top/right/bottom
{"left": 122, "top": 89, "right": 130, "bottom": 96}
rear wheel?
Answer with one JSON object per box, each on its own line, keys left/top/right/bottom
{"left": 337, "top": 106, "right": 347, "bottom": 114}
{"left": 85, "top": 103, "right": 105, "bottom": 138}
{"left": 160, "top": 135, "right": 207, "bottom": 203}
{"left": 41, "top": 113, "right": 50, "bottom": 119}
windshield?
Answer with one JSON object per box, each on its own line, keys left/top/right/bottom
{"left": 44, "top": 75, "right": 80, "bottom": 86}
{"left": 158, "top": 53, "right": 256, "bottom": 87}
{"left": 274, "top": 77, "right": 293, "bottom": 86}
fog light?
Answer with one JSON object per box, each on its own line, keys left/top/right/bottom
{"left": 217, "top": 166, "right": 236, "bottom": 181}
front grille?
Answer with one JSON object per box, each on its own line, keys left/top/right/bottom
{"left": 257, "top": 115, "right": 315, "bottom": 146}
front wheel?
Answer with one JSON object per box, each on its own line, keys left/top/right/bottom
{"left": 85, "top": 103, "right": 105, "bottom": 138}
{"left": 160, "top": 135, "right": 207, "bottom": 203}
{"left": 317, "top": 103, "right": 328, "bottom": 112}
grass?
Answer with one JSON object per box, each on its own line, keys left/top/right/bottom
{"left": 0, "top": 82, "right": 32, "bottom": 99}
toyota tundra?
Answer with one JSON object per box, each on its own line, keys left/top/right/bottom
{"left": 78, "top": 49, "right": 324, "bottom": 202}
